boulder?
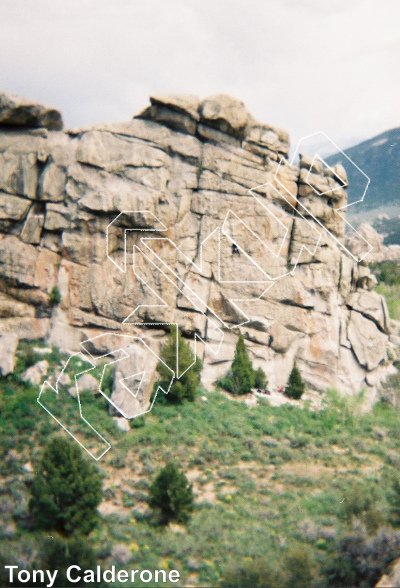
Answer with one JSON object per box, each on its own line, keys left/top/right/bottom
{"left": 347, "top": 290, "right": 390, "bottom": 333}
{"left": 347, "top": 310, "right": 388, "bottom": 371}
{"left": 0, "top": 332, "right": 18, "bottom": 375}
{"left": 199, "top": 94, "right": 250, "bottom": 138}
{"left": 113, "top": 417, "right": 130, "bottom": 432}
{"left": 137, "top": 94, "right": 200, "bottom": 135}
{"left": 376, "top": 557, "right": 400, "bottom": 587}
{"left": 269, "top": 322, "right": 301, "bottom": 353}
{"left": 22, "top": 461, "right": 34, "bottom": 473}
{"left": 77, "top": 372, "right": 99, "bottom": 392}
{"left": 68, "top": 372, "right": 99, "bottom": 397}
{"left": 148, "top": 93, "right": 200, "bottom": 121}
{"left": 110, "top": 341, "right": 159, "bottom": 419}
{"left": 346, "top": 222, "right": 384, "bottom": 262}
{"left": 0, "top": 91, "right": 63, "bottom": 130}
{"left": 21, "top": 359, "right": 49, "bottom": 385}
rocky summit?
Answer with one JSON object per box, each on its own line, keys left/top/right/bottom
{"left": 0, "top": 91, "right": 395, "bottom": 413}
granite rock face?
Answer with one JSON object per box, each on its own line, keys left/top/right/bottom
{"left": 0, "top": 91, "right": 395, "bottom": 412}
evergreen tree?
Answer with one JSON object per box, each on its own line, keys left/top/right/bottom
{"left": 231, "top": 334, "right": 255, "bottom": 394}
{"left": 254, "top": 367, "right": 267, "bottom": 389}
{"left": 284, "top": 362, "right": 305, "bottom": 399}
{"left": 148, "top": 462, "right": 194, "bottom": 525}
{"left": 28, "top": 437, "right": 102, "bottom": 537}
{"left": 156, "top": 326, "right": 202, "bottom": 404}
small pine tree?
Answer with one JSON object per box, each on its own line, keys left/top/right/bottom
{"left": 148, "top": 462, "right": 194, "bottom": 525}
{"left": 231, "top": 334, "right": 255, "bottom": 394}
{"left": 28, "top": 437, "right": 102, "bottom": 537}
{"left": 285, "top": 362, "right": 305, "bottom": 399}
{"left": 156, "top": 326, "right": 202, "bottom": 404}
{"left": 254, "top": 367, "right": 267, "bottom": 389}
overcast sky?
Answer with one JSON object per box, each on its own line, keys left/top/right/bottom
{"left": 0, "top": 0, "right": 399, "bottom": 154}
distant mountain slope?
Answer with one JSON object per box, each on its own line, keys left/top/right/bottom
{"left": 326, "top": 127, "right": 400, "bottom": 218}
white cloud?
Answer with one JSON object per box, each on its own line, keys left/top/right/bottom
{"left": 0, "top": 0, "right": 399, "bottom": 151}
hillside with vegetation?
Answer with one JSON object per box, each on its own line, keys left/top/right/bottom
{"left": 370, "top": 260, "right": 400, "bottom": 322}
{"left": 2, "top": 332, "right": 400, "bottom": 586}
{"left": 326, "top": 127, "right": 400, "bottom": 230}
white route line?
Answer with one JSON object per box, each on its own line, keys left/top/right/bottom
{"left": 275, "top": 131, "right": 373, "bottom": 262}
{"left": 38, "top": 352, "right": 111, "bottom": 461}
{"left": 106, "top": 210, "right": 168, "bottom": 273}
{"left": 112, "top": 197, "right": 320, "bottom": 378}
{"left": 305, "top": 154, "right": 348, "bottom": 196}
{"left": 120, "top": 371, "right": 145, "bottom": 399}
{"left": 39, "top": 130, "right": 374, "bottom": 460}
{"left": 37, "top": 334, "right": 174, "bottom": 460}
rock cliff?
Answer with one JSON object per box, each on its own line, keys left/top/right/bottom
{"left": 0, "top": 91, "right": 395, "bottom": 412}
{"left": 347, "top": 222, "right": 400, "bottom": 262}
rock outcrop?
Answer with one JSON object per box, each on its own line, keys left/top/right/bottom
{"left": 0, "top": 92, "right": 63, "bottom": 131}
{"left": 0, "top": 91, "right": 395, "bottom": 411}
{"left": 346, "top": 222, "right": 400, "bottom": 263}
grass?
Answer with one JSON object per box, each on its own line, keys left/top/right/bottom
{"left": 2, "top": 341, "right": 400, "bottom": 586}
{"left": 370, "top": 259, "right": 400, "bottom": 320}
{"left": 376, "top": 283, "right": 400, "bottom": 320}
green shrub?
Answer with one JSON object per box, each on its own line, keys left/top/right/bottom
{"left": 340, "top": 482, "right": 384, "bottom": 531}
{"left": 376, "top": 284, "right": 400, "bottom": 320}
{"left": 35, "top": 536, "right": 98, "bottom": 587}
{"left": 290, "top": 435, "right": 309, "bottom": 449}
{"left": 49, "top": 286, "right": 62, "bottom": 306}
{"left": 216, "top": 372, "right": 235, "bottom": 394}
{"left": 0, "top": 536, "right": 40, "bottom": 587}
{"left": 324, "top": 525, "right": 400, "bottom": 587}
{"left": 388, "top": 475, "right": 400, "bottom": 526}
{"left": 364, "top": 509, "right": 385, "bottom": 533}
{"left": 0, "top": 379, "right": 39, "bottom": 441}
{"left": 14, "top": 343, "right": 43, "bottom": 375}
{"left": 220, "top": 559, "right": 282, "bottom": 587}
{"left": 283, "top": 545, "right": 314, "bottom": 588}
{"left": 156, "top": 326, "right": 202, "bottom": 404}
{"left": 268, "top": 446, "right": 293, "bottom": 464}
{"left": 341, "top": 482, "right": 375, "bottom": 521}
{"left": 254, "top": 367, "right": 267, "bottom": 389}
{"left": 130, "top": 415, "right": 146, "bottom": 428}
{"left": 100, "top": 364, "right": 114, "bottom": 396}
{"left": 28, "top": 437, "right": 102, "bottom": 536}
{"left": 380, "top": 371, "right": 400, "bottom": 407}
{"left": 285, "top": 362, "right": 305, "bottom": 399}
{"left": 221, "top": 548, "right": 313, "bottom": 588}
{"left": 110, "top": 455, "right": 126, "bottom": 469}
{"left": 148, "top": 461, "right": 194, "bottom": 525}
{"left": 370, "top": 260, "right": 400, "bottom": 286}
